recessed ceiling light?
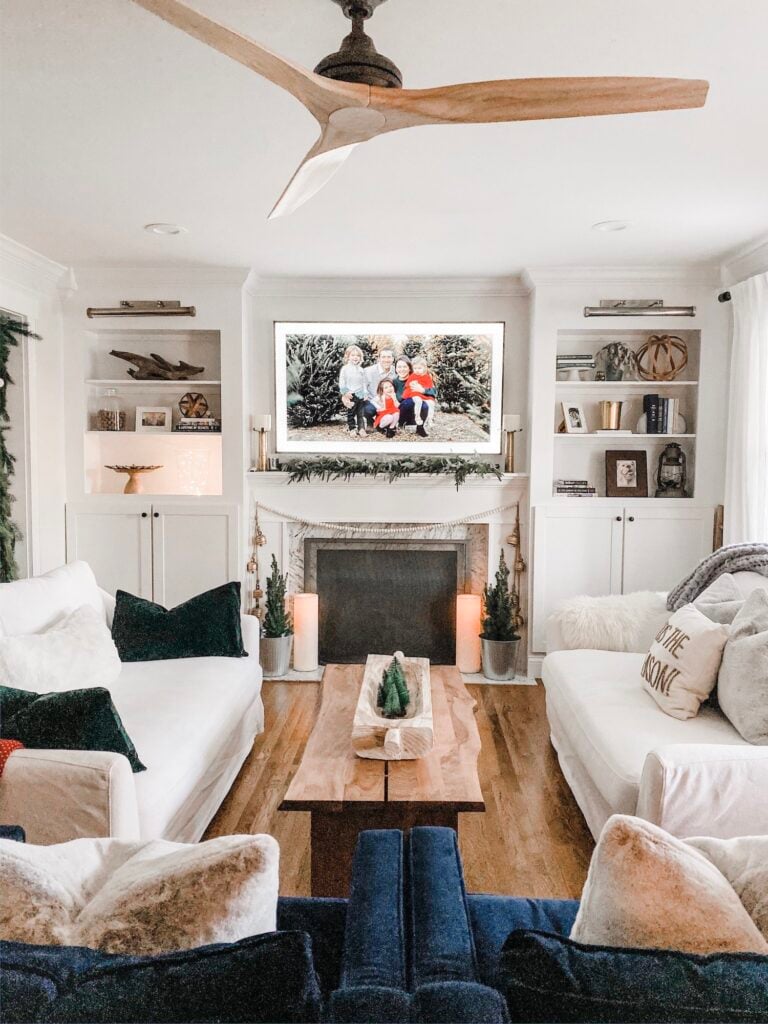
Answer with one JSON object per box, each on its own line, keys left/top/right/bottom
{"left": 144, "top": 222, "right": 188, "bottom": 236}
{"left": 592, "top": 220, "right": 630, "bottom": 233}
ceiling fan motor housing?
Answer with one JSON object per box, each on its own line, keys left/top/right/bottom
{"left": 316, "top": 0, "right": 402, "bottom": 89}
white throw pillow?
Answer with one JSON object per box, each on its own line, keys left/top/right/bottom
{"left": 687, "top": 834, "right": 768, "bottom": 940}
{"left": 640, "top": 603, "right": 730, "bottom": 719}
{"left": 570, "top": 815, "right": 768, "bottom": 954}
{"left": 0, "top": 562, "right": 103, "bottom": 637}
{"left": 554, "top": 591, "right": 670, "bottom": 653}
{"left": 717, "top": 588, "right": 768, "bottom": 745}
{"left": 693, "top": 572, "right": 745, "bottom": 625}
{"left": 0, "top": 604, "right": 121, "bottom": 693}
{"left": 0, "top": 833, "right": 279, "bottom": 955}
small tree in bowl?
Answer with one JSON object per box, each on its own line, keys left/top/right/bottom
{"left": 259, "top": 556, "right": 294, "bottom": 678}
{"left": 480, "top": 551, "right": 521, "bottom": 680}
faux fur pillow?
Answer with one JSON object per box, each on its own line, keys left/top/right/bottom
{"left": 640, "top": 604, "right": 730, "bottom": 719}
{"left": 0, "top": 604, "right": 120, "bottom": 693}
{"left": 553, "top": 591, "right": 670, "bottom": 653}
{"left": 570, "top": 815, "right": 768, "bottom": 954}
{"left": 0, "top": 833, "right": 279, "bottom": 955}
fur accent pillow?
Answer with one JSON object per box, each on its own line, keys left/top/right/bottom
{"left": 717, "top": 588, "right": 768, "bottom": 744}
{"left": 0, "top": 604, "right": 120, "bottom": 693}
{"left": 687, "top": 834, "right": 768, "bottom": 940}
{"left": 570, "top": 816, "right": 768, "bottom": 954}
{"left": 554, "top": 591, "right": 670, "bottom": 653}
{"left": 0, "top": 833, "right": 279, "bottom": 955}
{"left": 640, "top": 604, "right": 730, "bottom": 719}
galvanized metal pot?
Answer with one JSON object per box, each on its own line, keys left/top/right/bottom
{"left": 480, "top": 637, "right": 520, "bottom": 681}
{"left": 260, "top": 634, "right": 293, "bottom": 678}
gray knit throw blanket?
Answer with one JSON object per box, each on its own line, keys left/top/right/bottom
{"left": 667, "top": 542, "right": 768, "bottom": 611}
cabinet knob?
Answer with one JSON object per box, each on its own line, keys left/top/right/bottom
{"left": 615, "top": 516, "right": 622, "bottom": 521}
{"left": 628, "top": 516, "right": 635, "bottom": 522}
{"left": 153, "top": 512, "right": 159, "bottom": 518}
{"left": 141, "top": 512, "right": 148, "bottom": 518}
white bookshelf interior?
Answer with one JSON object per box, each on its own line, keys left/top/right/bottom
{"left": 84, "top": 328, "right": 223, "bottom": 496}
{"left": 554, "top": 328, "right": 701, "bottom": 498}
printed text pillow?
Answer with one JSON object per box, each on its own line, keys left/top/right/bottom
{"left": 640, "top": 604, "right": 729, "bottom": 719}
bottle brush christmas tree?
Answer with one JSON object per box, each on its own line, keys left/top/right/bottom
{"left": 481, "top": 551, "right": 521, "bottom": 641}
{"left": 262, "top": 555, "right": 292, "bottom": 638}
{"left": 377, "top": 656, "right": 410, "bottom": 719}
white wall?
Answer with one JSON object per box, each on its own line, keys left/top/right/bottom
{"left": 0, "top": 236, "right": 69, "bottom": 575}
{"left": 244, "top": 276, "right": 531, "bottom": 469}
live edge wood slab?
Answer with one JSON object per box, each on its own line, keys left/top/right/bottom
{"left": 280, "top": 664, "right": 485, "bottom": 896}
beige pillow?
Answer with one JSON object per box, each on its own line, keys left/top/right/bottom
{"left": 0, "top": 833, "right": 279, "bottom": 955}
{"left": 688, "top": 833, "right": 768, "bottom": 940}
{"left": 640, "top": 604, "right": 729, "bottom": 719}
{"left": 717, "top": 588, "right": 768, "bottom": 744}
{"left": 570, "top": 815, "right": 768, "bottom": 954}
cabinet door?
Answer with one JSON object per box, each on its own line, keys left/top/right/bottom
{"left": 151, "top": 504, "right": 239, "bottom": 609}
{"left": 622, "top": 506, "right": 713, "bottom": 594}
{"left": 65, "top": 502, "right": 153, "bottom": 597}
{"left": 532, "top": 506, "right": 624, "bottom": 652}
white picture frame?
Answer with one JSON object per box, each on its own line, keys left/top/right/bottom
{"left": 275, "top": 321, "right": 505, "bottom": 455}
{"left": 135, "top": 406, "right": 172, "bottom": 433}
{"left": 561, "top": 401, "right": 589, "bottom": 434}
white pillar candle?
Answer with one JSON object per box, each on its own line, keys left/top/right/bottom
{"left": 456, "top": 594, "right": 482, "bottom": 674}
{"left": 293, "top": 593, "right": 319, "bottom": 672}
{"left": 502, "top": 413, "right": 522, "bottom": 432}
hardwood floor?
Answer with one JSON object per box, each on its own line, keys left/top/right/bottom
{"left": 205, "top": 680, "right": 594, "bottom": 899}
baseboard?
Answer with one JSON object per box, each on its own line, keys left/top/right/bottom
{"left": 527, "top": 655, "right": 544, "bottom": 679}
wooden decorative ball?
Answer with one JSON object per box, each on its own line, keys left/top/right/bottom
{"left": 178, "top": 392, "right": 209, "bottom": 418}
{"left": 636, "top": 334, "right": 688, "bottom": 381}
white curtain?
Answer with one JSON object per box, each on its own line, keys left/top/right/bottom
{"left": 724, "top": 271, "right": 768, "bottom": 543}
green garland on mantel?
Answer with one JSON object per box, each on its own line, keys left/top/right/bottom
{"left": 281, "top": 456, "right": 503, "bottom": 490}
{"left": 0, "top": 314, "right": 41, "bottom": 582}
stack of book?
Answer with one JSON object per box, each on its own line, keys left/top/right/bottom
{"left": 554, "top": 479, "right": 597, "bottom": 497}
{"left": 643, "top": 395, "right": 680, "bottom": 435}
{"left": 174, "top": 417, "right": 221, "bottom": 433}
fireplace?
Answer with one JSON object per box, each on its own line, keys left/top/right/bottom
{"left": 304, "top": 539, "right": 469, "bottom": 664}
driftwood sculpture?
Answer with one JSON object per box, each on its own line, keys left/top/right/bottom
{"left": 110, "top": 350, "right": 205, "bottom": 381}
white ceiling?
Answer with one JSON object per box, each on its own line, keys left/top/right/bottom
{"left": 1, "top": 0, "right": 767, "bottom": 275}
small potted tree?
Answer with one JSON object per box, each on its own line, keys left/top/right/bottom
{"left": 259, "top": 556, "right": 293, "bottom": 678}
{"left": 480, "top": 551, "right": 521, "bottom": 680}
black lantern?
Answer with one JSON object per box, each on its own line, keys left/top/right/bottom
{"left": 655, "top": 442, "right": 687, "bottom": 498}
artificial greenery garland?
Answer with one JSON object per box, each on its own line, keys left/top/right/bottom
{"left": 282, "top": 455, "right": 503, "bottom": 490}
{"left": 0, "top": 315, "right": 40, "bottom": 582}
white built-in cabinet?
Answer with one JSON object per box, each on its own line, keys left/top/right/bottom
{"left": 65, "top": 502, "right": 239, "bottom": 605}
{"left": 532, "top": 504, "right": 714, "bottom": 652}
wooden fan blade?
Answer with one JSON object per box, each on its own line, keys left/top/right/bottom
{"left": 129, "top": 0, "right": 368, "bottom": 120}
{"left": 370, "top": 77, "right": 709, "bottom": 130}
{"left": 269, "top": 135, "right": 358, "bottom": 220}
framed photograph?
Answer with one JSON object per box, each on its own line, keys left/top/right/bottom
{"left": 605, "top": 449, "right": 648, "bottom": 498}
{"left": 135, "top": 406, "right": 172, "bottom": 433}
{"left": 561, "top": 401, "right": 589, "bottom": 434}
{"left": 274, "top": 322, "right": 504, "bottom": 454}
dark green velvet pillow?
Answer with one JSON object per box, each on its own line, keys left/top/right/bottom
{"left": 0, "top": 686, "right": 145, "bottom": 772}
{"left": 112, "top": 581, "right": 247, "bottom": 663}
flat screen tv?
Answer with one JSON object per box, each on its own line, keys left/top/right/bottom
{"left": 275, "top": 321, "right": 504, "bottom": 454}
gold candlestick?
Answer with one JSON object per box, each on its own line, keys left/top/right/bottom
{"left": 253, "top": 415, "right": 272, "bottom": 472}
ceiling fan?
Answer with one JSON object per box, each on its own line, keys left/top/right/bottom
{"left": 130, "top": 0, "right": 709, "bottom": 220}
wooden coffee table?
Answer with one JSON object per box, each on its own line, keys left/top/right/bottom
{"left": 280, "top": 664, "right": 485, "bottom": 896}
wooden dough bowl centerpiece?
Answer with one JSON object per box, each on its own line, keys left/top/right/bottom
{"left": 352, "top": 651, "right": 434, "bottom": 760}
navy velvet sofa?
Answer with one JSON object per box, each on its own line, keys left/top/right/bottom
{"left": 408, "top": 826, "right": 768, "bottom": 1024}
{"left": 3, "top": 825, "right": 768, "bottom": 1023}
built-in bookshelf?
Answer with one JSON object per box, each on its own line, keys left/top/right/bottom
{"left": 83, "top": 329, "right": 223, "bottom": 495}
{"left": 553, "top": 329, "right": 700, "bottom": 498}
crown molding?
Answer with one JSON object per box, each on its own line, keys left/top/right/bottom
{"left": 246, "top": 275, "right": 529, "bottom": 299}
{"left": 73, "top": 265, "right": 251, "bottom": 289}
{"left": 521, "top": 265, "right": 720, "bottom": 289}
{"left": 0, "top": 234, "right": 69, "bottom": 294}
{"left": 720, "top": 231, "right": 768, "bottom": 287}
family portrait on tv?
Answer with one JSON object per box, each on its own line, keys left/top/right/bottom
{"left": 275, "top": 322, "right": 504, "bottom": 454}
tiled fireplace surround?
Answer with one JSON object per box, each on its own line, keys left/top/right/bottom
{"left": 249, "top": 473, "right": 530, "bottom": 676}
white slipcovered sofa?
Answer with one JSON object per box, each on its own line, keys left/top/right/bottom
{"left": 543, "top": 571, "right": 768, "bottom": 841}
{"left": 0, "top": 562, "right": 263, "bottom": 845}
